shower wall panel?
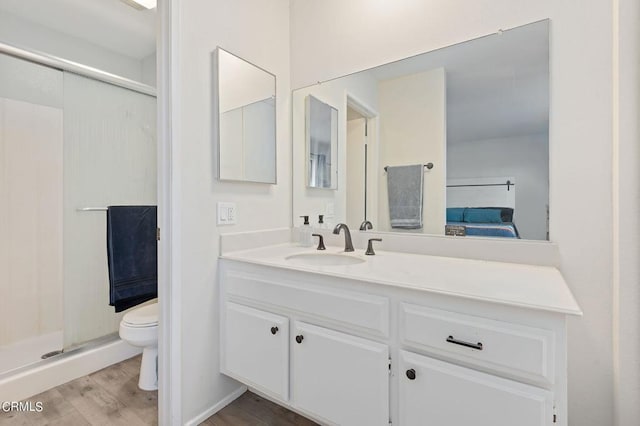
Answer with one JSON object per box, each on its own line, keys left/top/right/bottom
{"left": 0, "top": 98, "right": 64, "bottom": 349}
{"left": 0, "top": 54, "right": 65, "bottom": 370}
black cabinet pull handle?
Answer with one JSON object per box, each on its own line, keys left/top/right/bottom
{"left": 295, "top": 335, "right": 304, "bottom": 344}
{"left": 270, "top": 326, "right": 278, "bottom": 335}
{"left": 446, "top": 335, "right": 483, "bottom": 351}
{"left": 406, "top": 369, "right": 416, "bottom": 380}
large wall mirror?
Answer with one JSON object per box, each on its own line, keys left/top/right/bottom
{"left": 215, "top": 47, "right": 277, "bottom": 184}
{"left": 292, "top": 20, "right": 549, "bottom": 240}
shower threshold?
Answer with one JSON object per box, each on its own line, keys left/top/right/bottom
{"left": 0, "top": 332, "right": 120, "bottom": 380}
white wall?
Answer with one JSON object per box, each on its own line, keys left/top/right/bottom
{"left": 613, "top": 0, "right": 640, "bottom": 424}
{"left": 448, "top": 134, "right": 549, "bottom": 240}
{"left": 377, "top": 68, "right": 446, "bottom": 234}
{"left": 142, "top": 53, "right": 157, "bottom": 87}
{"left": 292, "top": 71, "right": 378, "bottom": 228}
{"left": 171, "top": 0, "right": 291, "bottom": 423}
{"left": 291, "top": 1, "right": 614, "bottom": 425}
{"left": 0, "top": 11, "right": 154, "bottom": 84}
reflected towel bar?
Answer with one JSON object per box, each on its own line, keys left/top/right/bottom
{"left": 446, "top": 180, "right": 514, "bottom": 191}
{"left": 384, "top": 163, "right": 433, "bottom": 172}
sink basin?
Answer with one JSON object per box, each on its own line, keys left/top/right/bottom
{"left": 285, "top": 252, "right": 366, "bottom": 266}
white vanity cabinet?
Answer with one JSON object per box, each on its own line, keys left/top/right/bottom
{"left": 221, "top": 264, "right": 391, "bottom": 425}
{"left": 222, "top": 299, "right": 390, "bottom": 425}
{"left": 219, "top": 254, "right": 577, "bottom": 426}
{"left": 292, "top": 321, "right": 389, "bottom": 425}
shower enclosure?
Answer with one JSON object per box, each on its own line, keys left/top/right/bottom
{"left": 0, "top": 49, "right": 156, "bottom": 375}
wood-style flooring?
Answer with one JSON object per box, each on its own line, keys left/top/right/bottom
{"left": 0, "top": 355, "right": 157, "bottom": 426}
{"left": 0, "top": 355, "right": 317, "bottom": 426}
{"left": 201, "top": 391, "right": 317, "bottom": 426}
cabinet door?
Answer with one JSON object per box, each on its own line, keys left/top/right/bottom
{"left": 292, "top": 321, "right": 389, "bottom": 426}
{"left": 399, "top": 350, "right": 554, "bottom": 426}
{"left": 222, "top": 302, "right": 289, "bottom": 400}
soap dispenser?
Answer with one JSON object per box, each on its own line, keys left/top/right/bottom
{"left": 299, "top": 216, "right": 313, "bottom": 247}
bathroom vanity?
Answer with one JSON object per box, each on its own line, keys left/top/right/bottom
{"left": 219, "top": 243, "right": 581, "bottom": 426}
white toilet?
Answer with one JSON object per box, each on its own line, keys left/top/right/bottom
{"left": 119, "top": 302, "right": 158, "bottom": 391}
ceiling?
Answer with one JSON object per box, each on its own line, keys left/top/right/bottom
{"left": 0, "top": 0, "right": 156, "bottom": 59}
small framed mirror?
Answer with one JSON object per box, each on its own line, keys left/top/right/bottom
{"left": 306, "top": 95, "right": 338, "bottom": 189}
{"left": 214, "top": 47, "right": 276, "bottom": 184}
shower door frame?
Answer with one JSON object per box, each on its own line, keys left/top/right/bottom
{"left": 0, "top": 43, "right": 156, "bottom": 97}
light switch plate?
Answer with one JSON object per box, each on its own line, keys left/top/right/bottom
{"left": 217, "top": 202, "right": 237, "bottom": 225}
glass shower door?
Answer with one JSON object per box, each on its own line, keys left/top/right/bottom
{"left": 62, "top": 73, "right": 157, "bottom": 349}
{"left": 0, "top": 53, "right": 64, "bottom": 373}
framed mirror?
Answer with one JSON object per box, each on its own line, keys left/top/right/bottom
{"left": 292, "top": 20, "right": 549, "bottom": 240}
{"left": 214, "top": 47, "right": 276, "bottom": 184}
{"left": 306, "top": 95, "right": 338, "bottom": 189}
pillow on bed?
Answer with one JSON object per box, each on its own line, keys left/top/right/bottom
{"left": 477, "top": 207, "right": 514, "bottom": 222}
{"left": 463, "top": 208, "right": 503, "bottom": 223}
{"left": 446, "top": 208, "right": 465, "bottom": 222}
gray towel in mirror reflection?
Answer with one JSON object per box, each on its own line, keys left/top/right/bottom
{"left": 386, "top": 164, "right": 424, "bottom": 229}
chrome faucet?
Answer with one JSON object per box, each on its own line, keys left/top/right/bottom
{"left": 359, "top": 220, "right": 373, "bottom": 231}
{"left": 332, "top": 223, "right": 354, "bottom": 252}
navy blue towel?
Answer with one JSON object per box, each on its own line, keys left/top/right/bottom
{"left": 107, "top": 206, "right": 157, "bottom": 312}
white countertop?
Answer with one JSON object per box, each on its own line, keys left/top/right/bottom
{"left": 220, "top": 243, "right": 582, "bottom": 316}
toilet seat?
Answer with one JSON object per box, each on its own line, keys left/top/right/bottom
{"left": 122, "top": 302, "right": 158, "bottom": 328}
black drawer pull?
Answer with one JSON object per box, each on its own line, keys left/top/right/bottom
{"left": 270, "top": 326, "right": 279, "bottom": 335}
{"left": 406, "top": 369, "right": 416, "bottom": 380}
{"left": 446, "top": 335, "right": 483, "bottom": 351}
{"left": 295, "top": 335, "right": 304, "bottom": 344}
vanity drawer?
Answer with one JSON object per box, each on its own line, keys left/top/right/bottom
{"left": 224, "top": 270, "right": 390, "bottom": 337}
{"left": 400, "top": 303, "right": 555, "bottom": 383}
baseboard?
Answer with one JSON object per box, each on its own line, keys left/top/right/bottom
{"left": 0, "top": 338, "right": 141, "bottom": 402}
{"left": 185, "top": 385, "right": 247, "bottom": 426}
